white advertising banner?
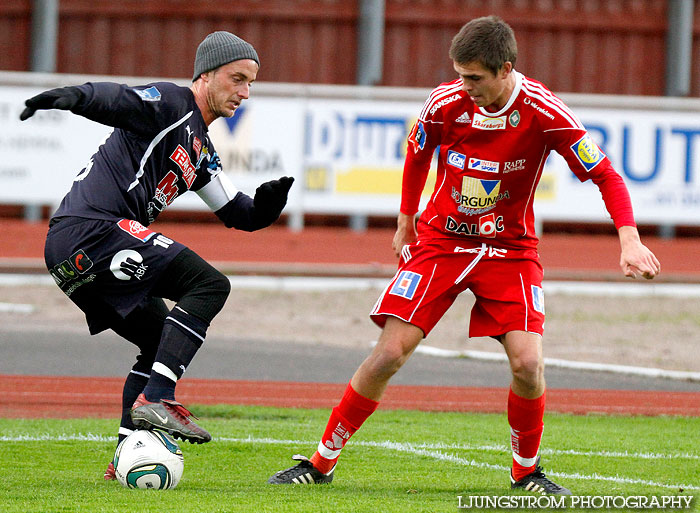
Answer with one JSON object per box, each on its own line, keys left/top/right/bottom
{"left": 0, "top": 86, "right": 111, "bottom": 205}
{"left": 173, "top": 97, "right": 305, "bottom": 211}
{"left": 300, "top": 98, "right": 434, "bottom": 215}
{"left": 1, "top": 75, "right": 699, "bottom": 227}
{"left": 536, "top": 107, "right": 700, "bottom": 224}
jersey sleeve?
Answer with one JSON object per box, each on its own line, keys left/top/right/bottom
{"left": 546, "top": 118, "right": 636, "bottom": 229}
{"left": 71, "top": 82, "right": 187, "bottom": 137}
{"left": 400, "top": 92, "right": 444, "bottom": 215}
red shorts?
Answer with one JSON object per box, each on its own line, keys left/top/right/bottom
{"left": 370, "top": 239, "right": 545, "bottom": 339}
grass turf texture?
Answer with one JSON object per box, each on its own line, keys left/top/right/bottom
{"left": 0, "top": 406, "right": 698, "bottom": 513}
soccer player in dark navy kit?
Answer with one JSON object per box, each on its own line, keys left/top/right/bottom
{"left": 19, "top": 31, "right": 293, "bottom": 479}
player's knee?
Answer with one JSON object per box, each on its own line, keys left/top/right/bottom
{"left": 370, "top": 342, "right": 412, "bottom": 378}
{"left": 187, "top": 270, "right": 230, "bottom": 322}
{"left": 509, "top": 355, "right": 543, "bottom": 388}
{"left": 206, "top": 270, "right": 231, "bottom": 307}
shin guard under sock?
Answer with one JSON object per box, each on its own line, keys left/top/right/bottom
{"left": 142, "top": 306, "right": 208, "bottom": 402}
{"left": 119, "top": 368, "right": 150, "bottom": 445}
{"left": 508, "top": 388, "right": 545, "bottom": 481}
{"left": 310, "top": 383, "right": 379, "bottom": 473}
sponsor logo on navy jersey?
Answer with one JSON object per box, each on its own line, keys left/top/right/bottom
{"left": 389, "top": 271, "right": 422, "bottom": 300}
{"left": 170, "top": 145, "right": 197, "bottom": 189}
{"left": 117, "top": 219, "right": 156, "bottom": 242}
{"left": 64, "top": 274, "right": 96, "bottom": 296}
{"left": 49, "top": 249, "right": 96, "bottom": 294}
{"left": 132, "top": 86, "right": 162, "bottom": 102}
{"left": 148, "top": 171, "right": 180, "bottom": 222}
{"left": 70, "top": 249, "right": 93, "bottom": 273}
{"left": 50, "top": 249, "right": 92, "bottom": 285}
{"left": 110, "top": 249, "right": 148, "bottom": 281}
{"left": 447, "top": 150, "right": 466, "bottom": 169}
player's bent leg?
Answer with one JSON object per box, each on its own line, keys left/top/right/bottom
{"left": 502, "top": 330, "right": 544, "bottom": 399}
{"left": 351, "top": 316, "right": 424, "bottom": 400}
{"left": 502, "top": 331, "right": 569, "bottom": 494}
{"left": 110, "top": 297, "right": 169, "bottom": 439}
{"left": 268, "top": 318, "right": 423, "bottom": 484}
{"left": 130, "top": 248, "right": 229, "bottom": 444}
{"left": 76, "top": 296, "right": 167, "bottom": 478}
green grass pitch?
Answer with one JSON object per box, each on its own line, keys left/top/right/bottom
{"left": 1, "top": 406, "right": 698, "bottom": 512}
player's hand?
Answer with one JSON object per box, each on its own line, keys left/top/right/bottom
{"left": 618, "top": 226, "right": 661, "bottom": 279}
{"left": 253, "top": 176, "right": 294, "bottom": 221}
{"left": 19, "top": 86, "right": 84, "bottom": 121}
{"left": 392, "top": 212, "right": 418, "bottom": 258}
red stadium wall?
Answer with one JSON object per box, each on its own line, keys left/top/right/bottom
{"left": 0, "top": 0, "right": 697, "bottom": 95}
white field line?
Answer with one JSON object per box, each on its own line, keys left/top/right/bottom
{"left": 0, "top": 302, "right": 35, "bottom": 313}
{"left": 3, "top": 273, "right": 700, "bottom": 297}
{"left": 3, "top": 433, "right": 698, "bottom": 491}
{"left": 413, "top": 346, "right": 700, "bottom": 382}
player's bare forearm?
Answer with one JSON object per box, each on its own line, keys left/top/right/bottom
{"left": 392, "top": 212, "right": 418, "bottom": 258}
{"left": 617, "top": 225, "right": 661, "bottom": 279}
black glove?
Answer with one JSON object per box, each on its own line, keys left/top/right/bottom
{"left": 19, "top": 86, "right": 84, "bottom": 121}
{"left": 253, "top": 176, "right": 295, "bottom": 223}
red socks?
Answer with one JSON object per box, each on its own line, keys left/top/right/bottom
{"left": 309, "top": 384, "right": 543, "bottom": 478}
{"left": 508, "top": 388, "right": 545, "bottom": 481}
{"left": 310, "top": 383, "right": 379, "bottom": 474}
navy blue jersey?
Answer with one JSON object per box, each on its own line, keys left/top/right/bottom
{"left": 53, "top": 81, "right": 221, "bottom": 226}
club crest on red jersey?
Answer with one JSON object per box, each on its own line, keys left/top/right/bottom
{"left": 408, "top": 122, "right": 427, "bottom": 153}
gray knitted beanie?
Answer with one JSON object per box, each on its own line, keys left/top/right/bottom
{"left": 192, "top": 31, "right": 259, "bottom": 81}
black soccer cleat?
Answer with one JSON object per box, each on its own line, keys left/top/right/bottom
{"left": 267, "top": 455, "right": 334, "bottom": 484}
{"left": 510, "top": 462, "right": 572, "bottom": 495}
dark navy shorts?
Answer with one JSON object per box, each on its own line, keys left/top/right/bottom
{"left": 44, "top": 217, "right": 186, "bottom": 333}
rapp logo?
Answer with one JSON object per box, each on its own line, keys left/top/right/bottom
{"left": 504, "top": 159, "right": 526, "bottom": 173}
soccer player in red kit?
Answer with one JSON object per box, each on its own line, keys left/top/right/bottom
{"left": 269, "top": 16, "right": 660, "bottom": 494}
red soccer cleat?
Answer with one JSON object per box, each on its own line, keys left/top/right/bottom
{"left": 130, "top": 393, "right": 211, "bottom": 444}
{"left": 104, "top": 461, "right": 116, "bottom": 481}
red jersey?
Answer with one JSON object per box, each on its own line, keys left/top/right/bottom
{"left": 402, "top": 71, "right": 634, "bottom": 250}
